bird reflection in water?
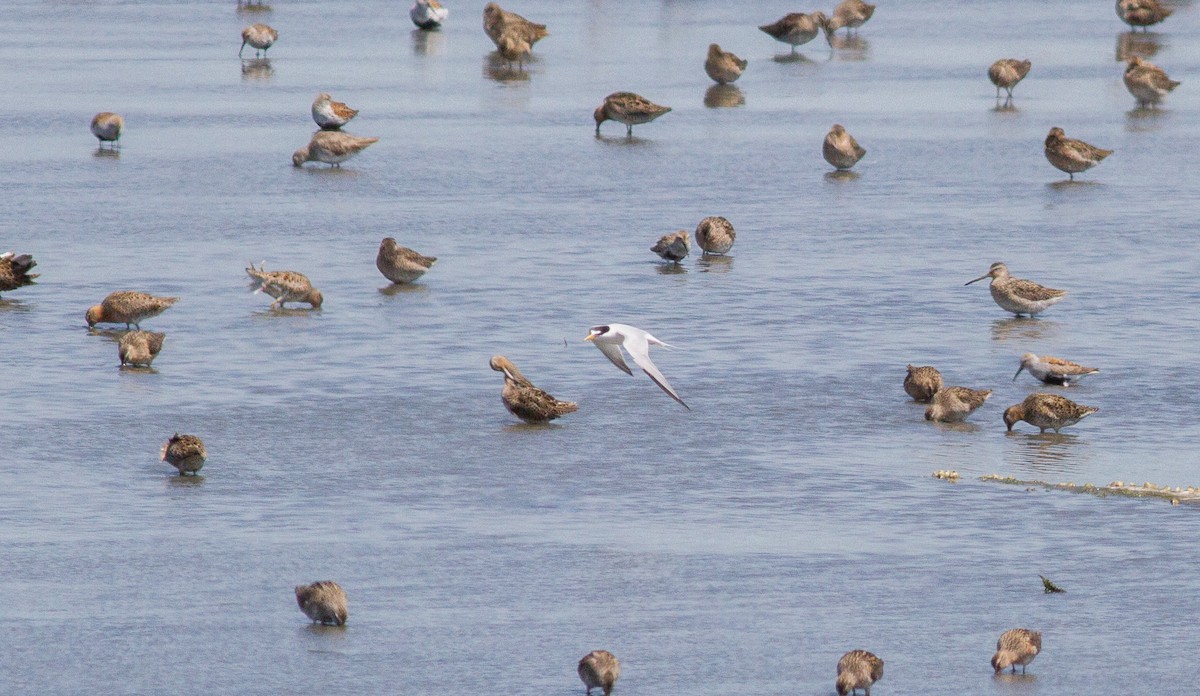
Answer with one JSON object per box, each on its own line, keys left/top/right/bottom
{"left": 240, "top": 58, "right": 273, "bottom": 81}
{"left": 990, "top": 317, "right": 1057, "bottom": 343}
{"left": 412, "top": 28, "right": 445, "bottom": 56}
{"left": 704, "top": 84, "right": 744, "bottom": 108}
{"left": 828, "top": 35, "right": 869, "bottom": 61}
{"left": 1116, "top": 31, "right": 1161, "bottom": 61}
{"left": 1006, "top": 431, "right": 1087, "bottom": 474}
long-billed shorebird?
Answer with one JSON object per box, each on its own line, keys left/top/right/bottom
{"left": 594, "top": 92, "right": 671, "bottom": 136}
{"left": 245, "top": 263, "right": 323, "bottom": 309}
{"left": 1116, "top": 0, "right": 1171, "bottom": 30}
{"left": 0, "top": 252, "right": 38, "bottom": 297}
{"left": 824, "top": 0, "right": 875, "bottom": 43}
{"left": 904, "top": 365, "right": 943, "bottom": 402}
{"left": 705, "top": 43, "right": 747, "bottom": 84}
{"left": 651, "top": 230, "right": 690, "bottom": 263}
{"left": 90, "top": 112, "right": 124, "bottom": 149}
{"left": 295, "top": 581, "right": 347, "bottom": 626}
{"left": 118, "top": 330, "right": 165, "bottom": 367}
{"left": 694, "top": 216, "right": 735, "bottom": 255}
{"left": 411, "top": 0, "right": 448, "bottom": 30}
{"left": 966, "top": 262, "right": 1066, "bottom": 317}
{"left": 586, "top": 323, "right": 688, "bottom": 409}
{"left": 1044, "top": 127, "right": 1112, "bottom": 180}
{"left": 1004, "top": 393, "right": 1098, "bottom": 433}
{"left": 837, "top": 649, "right": 884, "bottom": 696}
{"left": 759, "top": 12, "right": 828, "bottom": 53}
{"left": 292, "top": 130, "right": 379, "bottom": 168}
{"left": 311, "top": 93, "right": 359, "bottom": 130}
{"left": 490, "top": 356, "right": 578, "bottom": 423}
{"left": 1124, "top": 56, "right": 1180, "bottom": 108}
{"left": 1013, "top": 353, "right": 1099, "bottom": 386}
{"left": 988, "top": 59, "right": 1031, "bottom": 100}
{"left": 239, "top": 23, "right": 277, "bottom": 58}
{"left": 578, "top": 650, "right": 620, "bottom": 696}
{"left": 823, "top": 124, "right": 866, "bottom": 171}
{"left": 161, "top": 433, "right": 207, "bottom": 475}
{"left": 992, "top": 628, "right": 1042, "bottom": 674}
{"left": 925, "top": 387, "right": 991, "bottom": 423}
{"left": 86, "top": 291, "right": 178, "bottom": 329}
{"left": 376, "top": 238, "right": 436, "bottom": 284}
{"left": 483, "top": 3, "right": 548, "bottom": 50}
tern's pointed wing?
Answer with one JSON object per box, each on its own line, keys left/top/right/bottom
{"left": 594, "top": 340, "right": 633, "bottom": 375}
{"left": 624, "top": 333, "right": 689, "bottom": 410}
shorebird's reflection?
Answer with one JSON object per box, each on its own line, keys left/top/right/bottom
{"left": 704, "top": 84, "right": 744, "bottom": 108}
{"left": 240, "top": 58, "right": 274, "bottom": 81}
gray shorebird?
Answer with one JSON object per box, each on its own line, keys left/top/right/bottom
{"left": 410, "top": 0, "right": 448, "bottom": 30}
{"left": 705, "top": 43, "right": 747, "bottom": 84}
{"left": 594, "top": 92, "right": 671, "bottom": 136}
{"left": 86, "top": 291, "right": 178, "bottom": 329}
{"left": 1044, "top": 127, "right": 1111, "bottom": 180}
{"left": 490, "top": 356, "right": 578, "bottom": 423}
{"left": 904, "top": 365, "right": 943, "bottom": 402}
{"left": 1004, "top": 393, "right": 1098, "bottom": 433}
{"left": 759, "top": 12, "right": 828, "bottom": 53}
{"left": 1013, "top": 353, "right": 1099, "bottom": 386}
{"left": 988, "top": 59, "right": 1031, "bottom": 100}
{"left": 90, "top": 112, "right": 124, "bottom": 148}
{"left": 311, "top": 93, "right": 359, "bottom": 130}
{"left": 245, "top": 263, "right": 323, "bottom": 309}
{"left": 837, "top": 649, "right": 884, "bottom": 696}
{"left": 0, "top": 252, "right": 38, "bottom": 297}
{"left": 1116, "top": 0, "right": 1171, "bottom": 30}
{"left": 376, "top": 238, "right": 436, "bottom": 284}
{"left": 966, "top": 262, "right": 1066, "bottom": 317}
{"left": 295, "top": 581, "right": 347, "bottom": 626}
{"left": 823, "top": 124, "right": 866, "bottom": 171}
{"left": 586, "top": 323, "right": 688, "bottom": 410}
{"left": 651, "top": 230, "right": 690, "bottom": 263}
{"left": 118, "top": 330, "right": 165, "bottom": 367}
{"left": 824, "top": 0, "right": 875, "bottom": 43}
{"left": 925, "top": 387, "right": 991, "bottom": 423}
{"left": 239, "top": 23, "right": 277, "bottom": 58}
{"left": 292, "top": 130, "right": 379, "bottom": 168}
{"left": 1123, "top": 56, "right": 1179, "bottom": 108}
{"left": 161, "top": 433, "right": 207, "bottom": 475}
{"left": 991, "top": 628, "right": 1041, "bottom": 674}
{"left": 578, "top": 650, "right": 620, "bottom": 696}
{"left": 694, "top": 216, "right": 735, "bottom": 255}
{"left": 483, "top": 3, "right": 547, "bottom": 49}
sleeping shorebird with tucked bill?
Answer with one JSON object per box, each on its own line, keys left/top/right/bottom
{"left": 292, "top": 130, "right": 379, "bottom": 168}
{"left": 988, "top": 59, "right": 1031, "bottom": 100}
{"left": 161, "top": 433, "right": 207, "bottom": 475}
{"left": 376, "top": 238, "right": 436, "bottom": 284}
{"left": 991, "top": 628, "right": 1041, "bottom": 674}
{"left": 823, "top": 0, "right": 875, "bottom": 43}
{"left": 925, "top": 386, "right": 991, "bottom": 423}
{"left": 966, "top": 262, "right": 1066, "bottom": 317}
{"left": 651, "top": 230, "right": 690, "bottom": 263}
{"left": 483, "top": 3, "right": 548, "bottom": 50}
{"left": 295, "top": 581, "right": 347, "bottom": 626}
{"left": 1013, "top": 353, "right": 1099, "bottom": 386}
{"left": 704, "top": 44, "right": 747, "bottom": 84}
{"left": 837, "top": 649, "right": 884, "bottom": 696}
{"left": 578, "top": 650, "right": 620, "bottom": 696}
{"left": 86, "top": 291, "right": 178, "bottom": 329}
{"left": 90, "top": 112, "right": 124, "bottom": 148}
{"left": 239, "top": 23, "right": 277, "bottom": 58}
{"left": 759, "top": 12, "right": 828, "bottom": 54}
{"left": 1044, "top": 127, "right": 1111, "bottom": 181}
{"left": 410, "top": 0, "right": 448, "bottom": 30}
{"left": 1116, "top": 0, "right": 1171, "bottom": 30}
{"left": 118, "top": 330, "right": 165, "bottom": 367}
{"left": 594, "top": 92, "right": 671, "bottom": 136}
{"left": 694, "top": 216, "right": 735, "bottom": 255}
{"left": 245, "top": 263, "right": 323, "bottom": 309}
{"left": 0, "top": 252, "right": 38, "bottom": 297}
{"left": 1004, "top": 393, "right": 1097, "bottom": 433}
{"left": 489, "top": 356, "right": 578, "bottom": 423}
{"left": 823, "top": 124, "right": 866, "bottom": 171}
{"left": 1123, "top": 56, "right": 1179, "bottom": 108}
{"left": 904, "top": 365, "right": 943, "bottom": 402}
{"left": 586, "top": 323, "right": 689, "bottom": 409}
{"left": 311, "top": 93, "right": 359, "bottom": 130}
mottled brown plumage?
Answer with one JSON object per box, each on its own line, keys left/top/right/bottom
{"left": 1013, "top": 353, "right": 1099, "bottom": 386}
{"left": 86, "top": 291, "right": 178, "bottom": 329}
{"left": 824, "top": 0, "right": 875, "bottom": 43}
{"left": 161, "top": 433, "right": 207, "bottom": 475}
{"left": 925, "top": 386, "right": 991, "bottom": 423}
{"left": 490, "top": 356, "right": 578, "bottom": 423}
{"left": 1004, "top": 393, "right": 1098, "bottom": 433}
{"left": 593, "top": 92, "right": 672, "bottom": 136}
{"left": 1044, "top": 127, "right": 1111, "bottom": 180}
{"left": 651, "top": 230, "right": 690, "bottom": 263}
{"left": 904, "top": 365, "right": 943, "bottom": 402}
{"left": 0, "top": 252, "right": 38, "bottom": 296}
{"left": 1124, "top": 56, "right": 1179, "bottom": 108}
{"left": 295, "top": 581, "right": 347, "bottom": 626}
{"left": 988, "top": 59, "right": 1031, "bottom": 99}
{"left": 376, "top": 238, "right": 437, "bottom": 284}
{"left": 239, "top": 23, "right": 277, "bottom": 58}
{"left": 311, "top": 93, "right": 359, "bottom": 130}
{"left": 495, "top": 30, "right": 532, "bottom": 68}
{"left": 1116, "top": 0, "right": 1171, "bottom": 30}
{"left": 483, "top": 3, "right": 548, "bottom": 50}
{"left": 705, "top": 43, "right": 747, "bottom": 84}
{"left": 694, "top": 216, "right": 735, "bottom": 255}
{"left": 837, "top": 649, "right": 884, "bottom": 696}
{"left": 578, "top": 650, "right": 620, "bottom": 696}
{"left": 823, "top": 124, "right": 866, "bottom": 171}
{"left": 292, "top": 130, "right": 380, "bottom": 168}
{"left": 966, "top": 262, "right": 1066, "bottom": 316}
{"left": 118, "top": 330, "right": 165, "bottom": 367}
{"left": 90, "top": 112, "right": 124, "bottom": 148}
{"left": 245, "top": 263, "right": 323, "bottom": 309}
{"left": 759, "top": 12, "right": 828, "bottom": 53}
{"left": 992, "top": 628, "right": 1041, "bottom": 674}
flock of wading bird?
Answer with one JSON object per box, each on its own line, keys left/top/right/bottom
{"left": 5, "top": 0, "right": 1184, "bottom": 691}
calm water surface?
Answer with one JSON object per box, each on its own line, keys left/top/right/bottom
{"left": 2, "top": 0, "right": 1199, "bottom": 693}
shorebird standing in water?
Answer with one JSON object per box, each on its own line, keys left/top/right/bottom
{"left": 965, "top": 262, "right": 1066, "bottom": 317}
{"left": 925, "top": 387, "right": 991, "bottom": 423}
{"left": 295, "top": 581, "right": 347, "bottom": 626}
{"left": 410, "top": 0, "right": 448, "bottom": 30}
{"left": 1123, "top": 56, "right": 1180, "bottom": 108}
{"left": 759, "top": 12, "right": 828, "bottom": 54}
{"left": 593, "top": 92, "right": 671, "bottom": 136}
{"left": 239, "top": 23, "right": 278, "bottom": 58}
{"left": 1013, "top": 353, "right": 1099, "bottom": 386}
{"left": 694, "top": 216, "right": 735, "bottom": 255}
{"left": 823, "top": 124, "right": 866, "bottom": 171}
{"left": 823, "top": 0, "right": 875, "bottom": 43}
{"left": 904, "top": 365, "right": 943, "bottom": 402}
{"left": 90, "top": 112, "right": 124, "bottom": 148}
{"left": 1043, "top": 127, "right": 1112, "bottom": 180}
{"left": 991, "top": 628, "right": 1041, "bottom": 674}
{"left": 376, "top": 238, "right": 436, "bottom": 284}
{"left": 86, "top": 291, "right": 178, "bottom": 329}
{"left": 651, "top": 230, "right": 690, "bottom": 263}
{"left": 489, "top": 356, "right": 578, "bottom": 423}
{"left": 1004, "top": 393, "right": 1098, "bottom": 433}
{"left": 245, "top": 263, "right": 323, "bottom": 309}
{"left": 161, "top": 433, "right": 207, "bottom": 475}
{"left": 292, "top": 130, "right": 379, "bottom": 168}
{"left": 578, "top": 650, "right": 620, "bottom": 696}
{"left": 0, "top": 252, "right": 38, "bottom": 297}
{"left": 988, "top": 59, "right": 1031, "bottom": 101}
{"left": 837, "top": 649, "right": 884, "bottom": 696}
{"left": 118, "top": 330, "right": 165, "bottom": 367}
{"left": 483, "top": 3, "right": 548, "bottom": 50}
{"left": 704, "top": 44, "right": 747, "bottom": 84}
{"left": 311, "top": 93, "right": 359, "bottom": 130}
{"left": 1116, "top": 0, "right": 1171, "bottom": 30}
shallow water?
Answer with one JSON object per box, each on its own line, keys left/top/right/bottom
{"left": 2, "top": 0, "right": 1199, "bottom": 693}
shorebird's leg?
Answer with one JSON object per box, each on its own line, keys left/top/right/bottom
{"left": 626, "top": 124, "right": 632, "bottom": 136}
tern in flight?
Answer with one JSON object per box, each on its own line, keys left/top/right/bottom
{"left": 585, "top": 324, "right": 689, "bottom": 409}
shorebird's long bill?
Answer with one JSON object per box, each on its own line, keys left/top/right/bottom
{"left": 1012, "top": 365, "right": 1026, "bottom": 381}
{"left": 965, "top": 274, "right": 990, "bottom": 286}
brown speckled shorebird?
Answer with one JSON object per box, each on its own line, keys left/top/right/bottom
{"left": 495, "top": 30, "right": 533, "bottom": 69}
{"left": 594, "top": 92, "right": 672, "bottom": 136}
{"left": 86, "top": 291, "right": 178, "bottom": 329}
{"left": 988, "top": 59, "right": 1031, "bottom": 100}
{"left": 0, "top": 252, "right": 38, "bottom": 297}
{"left": 311, "top": 93, "right": 359, "bottom": 131}
{"left": 490, "top": 356, "right": 578, "bottom": 423}
{"left": 1124, "top": 56, "right": 1180, "bottom": 108}
{"left": 966, "top": 262, "right": 1066, "bottom": 317}
{"left": 824, "top": 0, "right": 875, "bottom": 43}
{"left": 1043, "top": 127, "right": 1112, "bottom": 180}
{"left": 705, "top": 44, "right": 747, "bottom": 84}
{"left": 161, "top": 433, "right": 207, "bottom": 475}
{"left": 90, "top": 112, "right": 124, "bottom": 148}
{"left": 295, "top": 581, "right": 347, "bottom": 626}
{"left": 292, "top": 130, "right": 379, "bottom": 168}
{"left": 245, "top": 263, "right": 323, "bottom": 309}
{"left": 118, "top": 330, "right": 165, "bottom": 367}
{"left": 239, "top": 23, "right": 277, "bottom": 58}
{"left": 1013, "top": 353, "right": 1099, "bottom": 386}
{"left": 823, "top": 124, "right": 866, "bottom": 171}
{"left": 694, "top": 216, "right": 735, "bottom": 255}
{"left": 377, "top": 238, "right": 437, "bottom": 284}
{"left": 759, "top": 12, "right": 829, "bottom": 53}
{"left": 483, "top": 3, "right": 548, "bottom": 50}
{"left": 651, "top": 230, "right": 690, "bottom": 263}
{"left": 578, "top": 650, "right": 620, "bottom": 696}
{"left": 904, "top": 365, "right": 943, "bottom": 402}
{"left": 991, "top": 628, "right": 1041, "bottom": 674}
{"left": 925, "top": 386, "right": 991, "bottom": 423}
{"left": 1004, "top": 393, "right": 1098, "bottom": 433}
{"left": 837, "top": 649, "right": 884, "bottom": 696}
{"left": 1116, "top": 0, "right": 1171, "bottom": 30}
